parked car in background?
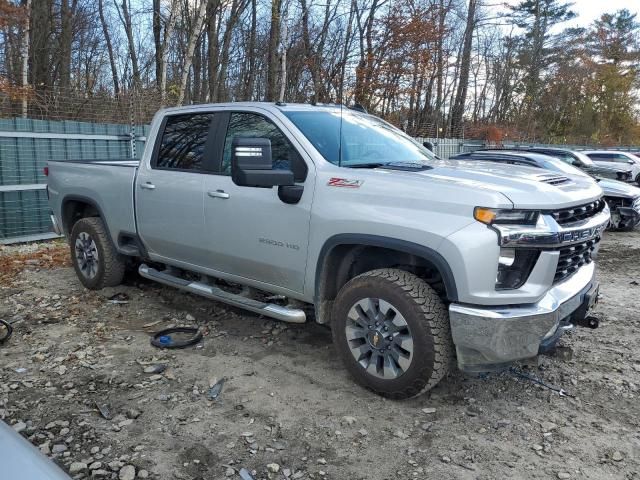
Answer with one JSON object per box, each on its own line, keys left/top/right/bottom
{"left": 582, "top": 151, "right": 640, "bottom": 185}
{"left": 47, "top": 102, "right": 609, "bottom": 399}
{"left": 451, "top": 150, "right": 640, "bottom": 231}
{"left": 517, "top": 147, "right": 632, "bottom": 183}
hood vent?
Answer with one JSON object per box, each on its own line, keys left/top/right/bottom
{"left": 538, "top": 174, "right": 571, "bottom": 186}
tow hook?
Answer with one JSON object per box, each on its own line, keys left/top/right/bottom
{"left": 573, "top": 315, "right": 600, "bottom": 329}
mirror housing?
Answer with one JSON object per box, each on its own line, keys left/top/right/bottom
{"left": 422, "top": 141, "right": 434, "bottom": 152}
{"left": 231, "top": 137, "right": 294, "bottom": 187}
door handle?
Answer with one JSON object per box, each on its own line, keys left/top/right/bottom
{"left": 208, "top": 190, "right": 230, "bottom": 199}
{"left": 140, "top": 182, "right": 156, "bottom": 190}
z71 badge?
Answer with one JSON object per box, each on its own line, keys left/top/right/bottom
{"left": 327, "top": 177, "right": 363, "bottom": 188}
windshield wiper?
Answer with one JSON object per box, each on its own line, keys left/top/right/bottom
{"left": 344, "top": 162, "right": 391, "bottom": 168}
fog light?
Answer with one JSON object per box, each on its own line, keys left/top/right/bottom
{"left": 495, "top": 249, "right": 540, "bottom": 290}
{"left": 498, "top": 248, "right": 516, "bottom": 267}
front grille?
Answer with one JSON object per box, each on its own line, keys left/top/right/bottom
{"left": 548, "top": 199, "right": 606, "bottom": 226}
{"left": 554, "top": 237, "right": 599, "bottom": 284}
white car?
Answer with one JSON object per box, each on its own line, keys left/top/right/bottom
{"left": 583, "top": 150, "right": 640, "bottom": 185}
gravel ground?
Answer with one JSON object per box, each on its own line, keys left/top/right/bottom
{"left": 0, "top": 234, "right": 639, "bottom": 480}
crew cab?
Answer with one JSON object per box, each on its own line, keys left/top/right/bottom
{"left": 47, "top": 103, "right": 609, "bottom": 399}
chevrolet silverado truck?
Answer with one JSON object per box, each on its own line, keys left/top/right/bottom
{"left": 47, "top": 103, "right": 610, "bottom": 399}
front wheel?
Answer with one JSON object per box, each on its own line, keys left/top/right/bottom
{"left": 70, "top": 217, "right": 125, "bottom": 290}
{"left": 332, "top": 269, "right": 453, "bottom": 399}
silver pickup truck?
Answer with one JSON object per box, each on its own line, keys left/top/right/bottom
{"left": 47, "top": 103, "right": 610, "bottom": 399}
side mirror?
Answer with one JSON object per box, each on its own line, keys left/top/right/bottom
{"left": 572, "top": 159, "right": 582, "bottom": 167}
{"left": 423, "top": 141, "right": 434, "bottom": 152}
{"left": 628, "top": 159, "right": 635, "bottom": 165}
{"left": 231, "top": 138, "right": 294, "bottom": 187}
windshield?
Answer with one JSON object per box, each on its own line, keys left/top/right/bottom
{"left": 283, "top": 110, "right": 437, "bottom": 166}
{"left": 570, "top": 151, "right": 595, "bottom": 166}
{"left": 539, "top": 155, "right": 590, "bottom": 177}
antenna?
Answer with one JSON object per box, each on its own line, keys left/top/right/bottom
{"left": 338, "top": 101, "right": 344, "bottom": 167}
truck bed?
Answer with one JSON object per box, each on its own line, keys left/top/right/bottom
{"left": 47, "top": 159, "right": 138, "bottom": 238}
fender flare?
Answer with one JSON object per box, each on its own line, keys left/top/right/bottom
{"left": 315, "top": 233, "right": 459, "bottom": 302}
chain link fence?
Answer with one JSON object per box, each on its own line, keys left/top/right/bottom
{"left": 1, "top": 87, "right": 640, "bottom": 243}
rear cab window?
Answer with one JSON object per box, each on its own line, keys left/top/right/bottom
{"left": 153, "top": 113, "right": 215, "bottom": 171}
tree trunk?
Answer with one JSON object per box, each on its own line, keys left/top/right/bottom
{"left": 21, "top": 0, "right": 31, "bottom": 117}
{"left": 153, "top": 0, "right": 162, "bottom": 90}
{"left": 243, "top": 0, "right": 257, "bottom": 99}
{"left": 118, "top": 0, "right": 141, "bottom": 88}
{"left": 449, "top": 0, "right": 477, "bottom": 135}
{"left": 266, "top": 0, "right": 282, "bottom": 101}
{"left": 207, "top": 0, "right": 221, "bottom": 101}
{"left": 98, "top": 0, "right": 120, "bottom": 94}
{"left": 58, "top": 0, "right": 75, "bottom": 90}
{"left": 177, "top": 0, "right": 208, "bottom": 105}
{"left": 160, "top": 0, "right": 178, "bottom": 104}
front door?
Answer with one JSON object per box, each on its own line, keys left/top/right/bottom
{"left": 203, "top": 111, "right": 314, "bottom": 293}
{"left": 136, "top": 112, "right": 216, "bottom": 266}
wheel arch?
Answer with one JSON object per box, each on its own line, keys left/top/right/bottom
{"left": 61, "top": 195, "right": 106, "bottom": 236}
{"left": 314, "top": 234, "right": 458, "bottom": 324}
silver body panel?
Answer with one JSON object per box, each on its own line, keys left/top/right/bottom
{"left": 48, "top": 102, "right": 609, "bottom": 371}
{"left": 0, "top": 420, "right": 71, "bottom": 480}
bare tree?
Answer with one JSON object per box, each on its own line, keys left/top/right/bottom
{"left": 177, "top": 0, "right": 208, "bottom": 105}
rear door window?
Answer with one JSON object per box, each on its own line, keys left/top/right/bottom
{"left": 154, "top": 113, "right": 215, "bottom": 171}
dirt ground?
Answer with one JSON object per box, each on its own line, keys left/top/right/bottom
{"left": 0, "top": 233, "right": 639, "bottom": 480}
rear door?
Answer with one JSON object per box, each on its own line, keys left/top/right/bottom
{"left": 202, "top": 110, "right": 315, "bottom": 293}
{"left": 136, "top": 112, "right": 218, "bottom": 266}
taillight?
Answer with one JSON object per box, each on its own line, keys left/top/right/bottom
{"left": 43, "top": 166, "right": 49, "bottom": 176}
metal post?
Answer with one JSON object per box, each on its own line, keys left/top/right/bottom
{"left": 129, "top": 89, "right": 136, "bottom": 159}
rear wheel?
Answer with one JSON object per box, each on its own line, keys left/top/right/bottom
{"left": 332, "top": 268, "right": 453, "bottom": 399}
{"left": 70, "top": 217, "right": 125, "bottom": 290}
{"left": 636, "top": 174, "right": 640, "bottom": 186}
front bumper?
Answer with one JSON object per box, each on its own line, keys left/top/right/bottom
{"left": 449, "top": 263, "right": 597, "bottom": 373}
{"left": 612, "top": 205, "right": 640, "bottom": 230}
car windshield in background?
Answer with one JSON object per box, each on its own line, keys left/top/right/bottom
{"left": 284, "top": 110, "right": 437, "bottom": 167}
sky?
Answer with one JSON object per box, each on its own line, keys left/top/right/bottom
{"left": 501, "top": 0, "right": 640, "bottom": 28}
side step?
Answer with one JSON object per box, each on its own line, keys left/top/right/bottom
{"left": 138, "top": 264, "right": 306, "bottom": 323}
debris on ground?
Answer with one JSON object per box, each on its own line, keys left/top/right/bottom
{"left": 0, "top": 235, "right": 638, "bottom": 479}
{"left": 208, "top": 378, "right": 226, "bottom": 400}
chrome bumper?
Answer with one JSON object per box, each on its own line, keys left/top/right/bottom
{"left": 50, "top": 214, "right": 62, "bottom": 235}
{"left": 449, "top": 263, "right": 596, "bottom": 373}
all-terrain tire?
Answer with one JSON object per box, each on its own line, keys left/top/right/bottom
{"left": 332, "top": 268, "right": 453, "bottom": 399}
{"left": 70, "top": 217, "right": 125, "bottom": 290}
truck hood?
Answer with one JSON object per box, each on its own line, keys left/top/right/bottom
{"left": 381, "top": 160, "right": 603, "bottom": 209}
{"left": 597, "top": 178, "right": 640, "bottom": 198}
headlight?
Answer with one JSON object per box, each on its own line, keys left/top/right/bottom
{"left": 474, "top": 207, "right": 539, "bottom": 225}
{"left": 496, "top": 248, "right": 540, "bottom": 290}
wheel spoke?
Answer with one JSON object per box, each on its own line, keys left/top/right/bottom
{"left": 383, "top": 352, "right": 401, "bottom": 378}
{"left": 345, "top": 324, "right": 367, "bottom": 341}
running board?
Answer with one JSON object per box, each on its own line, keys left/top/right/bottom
{"left": 138, "top": 264, "right": 306, "bottom": 323}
